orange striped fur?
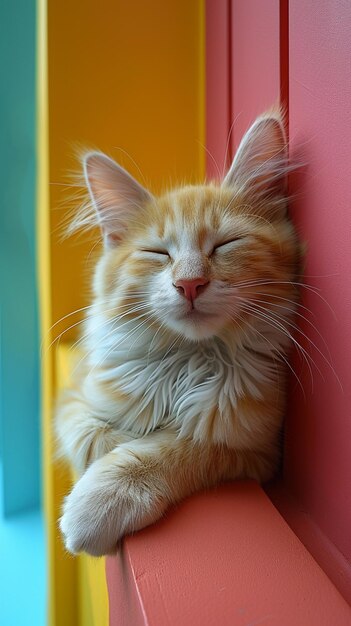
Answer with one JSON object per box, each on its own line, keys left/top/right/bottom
{"left": 56, "top": 111, "right": 303, "bottom": 556}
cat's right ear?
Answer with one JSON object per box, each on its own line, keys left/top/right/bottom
{"left": 84, "top": 152, "right": 154, "bottom": 248}
{"left": 222, "top": 112, "right": 288, "bottom": 203}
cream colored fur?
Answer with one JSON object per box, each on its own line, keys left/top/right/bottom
{"left": 56, "top": 112, "right": 302, "bottom": 556}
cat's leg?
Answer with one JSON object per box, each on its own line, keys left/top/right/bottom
{"left": 60, "top": 429, "right": 276, "bottom": 556}
{"left": 55, "top": 390, "right": 133, "bottom": 475}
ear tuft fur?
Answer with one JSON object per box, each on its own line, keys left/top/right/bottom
{"left": 82, "top": 152, "right": 154, "bottom": 248}
{"left": 223, "top": 110, "right": 293, "bottom": 216}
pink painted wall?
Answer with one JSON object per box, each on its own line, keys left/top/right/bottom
{"left": 284, "top": 0, "right": 351, "bottom": 569}
{"left": 206, "top": 0, "right": 351, "bottom": 599}
{"left": 230, "top": 0, "right": 283, "bottom": 152}
{"left": 206, "top": 1, "right": 288, "bottom": 170}
{"left": 205, "top": 0, "right": 231, "bottom": 180}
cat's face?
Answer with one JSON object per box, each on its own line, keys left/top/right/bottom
{"left": 82, "top": 112, "right": 301, "bottom": 343}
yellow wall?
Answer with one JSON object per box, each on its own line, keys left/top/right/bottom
{"left": 38, "top": 1, "right": 205, "bottom": 624}
{"left": 49, "top": 0, "right": 205, "bottom": 343}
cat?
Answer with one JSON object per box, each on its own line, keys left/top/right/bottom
{"left": 56, "top": 110, "right": 302, "bottom": 557}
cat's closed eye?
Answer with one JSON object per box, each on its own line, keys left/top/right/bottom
{"left": 212, "top": 237, "right": 244, "bottom": 254}
{"left": 140, "top": 248, "right": 170, "bottom": 258}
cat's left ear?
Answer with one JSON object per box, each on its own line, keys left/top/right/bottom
{"left": 84, "top": 152, "right": 154, "bottom": 248}
{"left": 223, "top": 112, "right": 288, "bottom": 206}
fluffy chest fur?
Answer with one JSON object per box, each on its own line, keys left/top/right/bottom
{"left": 81, "top": 310, "right": 289, "bottom": 449}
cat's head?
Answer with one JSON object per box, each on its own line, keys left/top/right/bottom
{"left": 81, "top": 111, "right": 301, "bottom": 343}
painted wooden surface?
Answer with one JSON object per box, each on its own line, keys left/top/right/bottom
{"left": 107, "top": 482, "right": 351, "bottom": 626}
{"left": 284, "top": 0, "right": 351, "bottom": 603}
{"left": 205, "top": 0, "right": 231, "bottom": 180}
{"left": 219, "top": 0, "right": 351, "bottom": 602}
{"left": 230, "top": 0, "right": 286, "bottom": 152}
{"left": 0, "top": 0, "right": 40, "bottom": 516}
{"left": 206, "top": 0, "right": 288, "bottom": 176}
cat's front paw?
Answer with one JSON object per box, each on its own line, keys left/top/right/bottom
{"left": 60, "top": 450, "right": 168, "bottom": 556}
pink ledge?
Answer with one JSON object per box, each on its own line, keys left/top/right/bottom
{"left": 106, "top": 481, "right": 351, "bottom": 626}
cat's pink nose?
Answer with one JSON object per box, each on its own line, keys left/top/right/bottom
{"left": 174, "top": 277, "right": 209, "bottom": 302}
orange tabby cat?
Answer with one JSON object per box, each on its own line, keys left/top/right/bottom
{"left": 56, "top": 111, "right": 302, "bottom": 556}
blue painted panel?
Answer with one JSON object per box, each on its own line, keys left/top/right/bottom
{"left": 0, "top": 0, "right": 40, "bottom": 515}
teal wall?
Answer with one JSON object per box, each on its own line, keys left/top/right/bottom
{"left": 0, "top": 0, "right": 40, "bottom": 515}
